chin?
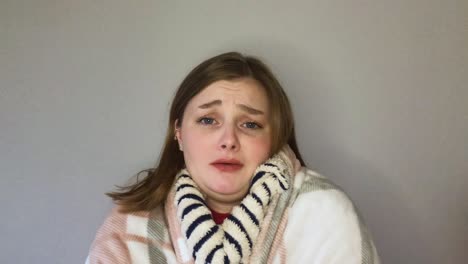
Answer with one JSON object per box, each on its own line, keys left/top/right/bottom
{"left": 209, "top": 183, "right": 239, "bottom": 195}
{"left": 208, "top": 180, "right": 248, "bottom": 198}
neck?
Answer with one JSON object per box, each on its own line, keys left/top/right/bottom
{"left": 205, "top": 198, "right": 239, "bottom": 214}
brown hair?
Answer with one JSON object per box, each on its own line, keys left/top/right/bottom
{"left": 107, "top": 51, "right": 305, "bottom": 213}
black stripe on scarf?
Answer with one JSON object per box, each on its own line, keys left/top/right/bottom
{"left": 186, "top": 214, "right": 211, "bottom": 239}
{"left": 193, "top": 225, "right": 219, "bottom": 259}
{"left": 271, "top": 173, "right": 287, "bottom": 191}
{"left": 205, "top": 243, "right": 223, "bottom": 263}
{"left": 279, "top": 173, "right": 288, "bottom": 189}
{"left": 177, "top": 193, "right": 206, "bottom": 206}
{"left": 240, "top": 204, "right": 259, "bottom": 226}
{"left": 181, "top": 203, "right": 203, "bottom": 220}
{"left": 252, "top": 193, "right": 263, "bottom": 207}
{"left": 227, "top": 215, "right": 253, "bottom": 249}
{"left": 263, "top": 162, "right": 278, "bottom": 168}
{"left": 176, "top": 183, "right": 195, "bottom": 192}
{"left": 261, "top": 182, "right": 271, "bottom": 198}
{"left": 261, "top": 182, "right": 272, "bottom": 205}
{"left": 178, "top": 174, "right": 191, "bottom": 179}
{"left": 250, "top": 171, "right": 265, "bottom": 188}
{"left": 225, "top": 231, "right": 243, "bottom": 258}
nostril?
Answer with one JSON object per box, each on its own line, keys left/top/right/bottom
{"left": 221, "top": 144, "right": 236, "bottom": 150}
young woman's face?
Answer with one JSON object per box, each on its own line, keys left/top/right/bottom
{"left": 176, "top": 78, "right": 272, "bottom": 210}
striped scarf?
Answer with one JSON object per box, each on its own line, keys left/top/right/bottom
{"left": 174, "top": 155, "right": 290, "bottom": 264}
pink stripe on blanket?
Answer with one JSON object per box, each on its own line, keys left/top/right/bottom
{"left": 267, "top": 207, "right": 289, "bottom": 264}
{"left": 165, "top": 187, "right": 194, "bottom": 264}
{"left": 89, "top": 206, "right": 135, "bottom": 264}
{"left": 249, "top": 194, "right": 279, "bottom": 262}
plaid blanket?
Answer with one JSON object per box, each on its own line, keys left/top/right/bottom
{"left": 87, "top": 167, "right": 380, "bottom": 263}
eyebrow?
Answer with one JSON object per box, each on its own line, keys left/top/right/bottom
{"left": 198, "top": 100, "right": 265, "bottom": 115}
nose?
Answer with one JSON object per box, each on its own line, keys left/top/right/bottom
{"left": 219, "top": 124, "right": 239, "bottom": 151}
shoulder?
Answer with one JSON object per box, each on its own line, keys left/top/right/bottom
{"left": 87, "top": 205, "right": 172, "bottom": 264}
{"left": 288, "top": 167, "right": 357, "bottom": 213}
{"left": 283, "top": 167, "right": 380, "bottom": 263}
{"left": 287, "top": 167, "right": 359, "bottom": 228}
{"left": 291, "top": 167, "right": 343, "bottom": 193}
{"left": 94, "top": 205, "right": 164, "bottom": 241}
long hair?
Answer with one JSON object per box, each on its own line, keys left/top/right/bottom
{"left": 107, "top": 52, "right": 305, "bottom": 213}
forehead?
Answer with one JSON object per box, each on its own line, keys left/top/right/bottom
{"left": 188, "top": 78, "right": 269, "bottom": 109}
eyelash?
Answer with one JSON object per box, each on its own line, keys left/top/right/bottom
{"left": 197, "top": 117, "right": 263, "bottom": 129}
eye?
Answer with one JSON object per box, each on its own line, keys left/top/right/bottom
{"left": 197, "top": 117, "right": 216, "bottom": 125}
{"left": 243, "top": 121, "right": 262, "bottom": 129}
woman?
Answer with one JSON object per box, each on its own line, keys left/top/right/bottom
{"left": 87, "top": 52, "right": 380, "bottom": 263}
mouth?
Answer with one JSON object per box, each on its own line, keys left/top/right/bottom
{"left": 210, "top": 159, "right": 244, "bottom": 172}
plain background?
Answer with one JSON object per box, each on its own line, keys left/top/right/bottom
{"left": 1, "top": 0, "right": 467, "bottom": 263}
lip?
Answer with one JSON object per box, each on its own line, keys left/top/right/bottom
{"left": 210, "top": 158, "right": 244, "bottom": 172}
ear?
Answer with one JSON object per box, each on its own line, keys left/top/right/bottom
{"left": 174, "top": 119, "right": 181, "bottom": 140}
{"left": 174, "top": 119, "right": 183, "bottom": 151}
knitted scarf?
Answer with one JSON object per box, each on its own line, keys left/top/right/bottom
{"left": 174, "top": 154, "right": 291, "bottom": 264}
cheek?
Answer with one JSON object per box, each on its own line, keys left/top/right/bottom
{"left": 245, "top": 136, "right": 272, "bottom": 163}
{"left": 180, "top": 129, "right": 215, "bottom": 168}
{"left": 184, "top": 131, "right": 205, "bottom": 150}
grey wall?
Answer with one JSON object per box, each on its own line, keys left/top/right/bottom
{"left": 1, "top": 0, "right": 467, "bottom": 263}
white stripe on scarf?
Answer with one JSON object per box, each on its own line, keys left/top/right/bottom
{"left": 174, "top": 155, "right": 290, "bottom": 264}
